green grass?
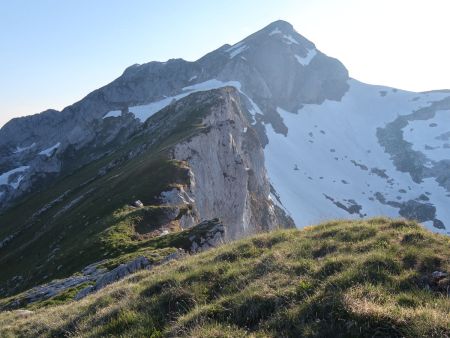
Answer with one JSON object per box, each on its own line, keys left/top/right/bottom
{"left": 0, "top": 217, "right": 222, "bottom": 311}
{"left": 1, "top": 218, "right": 450, "bottom": 337}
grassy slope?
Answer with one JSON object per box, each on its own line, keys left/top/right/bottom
{"left": 1, "top": 218, "right": 449, "bottom": 337}
{"left": 0, "top": 219, "right": 222, "bottom": 311}
{"left": 0, "top": 91, "right": 219, "bottom": 296}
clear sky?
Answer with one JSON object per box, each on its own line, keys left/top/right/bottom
{"left": 1, "top": 0, "right": 449, "bottom": 127}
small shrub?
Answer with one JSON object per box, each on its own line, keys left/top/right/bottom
{"left": 157, "top": 287, "right": 196, "bottom": 317}
{"left": 312, "top": 244, "right": 337, "bottom": 258}
{"left": 401, "top": 232, "right": 425, "bottom": 245}
{"left": 397, "top": 295, "right": 418, "bottom": 308}
{"left": 402, "top": 252, "right": 418, "bottom": 268}
{"left": 390, "top": 219, "right": 419, "bottom": 229}
{"left": 316, "top": 259, "right": 347, "bottom": 278}
{"left": 214, "top": 251, "right": 239, "bottom": 262}
{"left": 141, "top": 278, "right": 179, "bottom": 297}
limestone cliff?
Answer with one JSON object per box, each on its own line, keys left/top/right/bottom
{"left": 168, "top": 88, "right": 289, "bottom": 238}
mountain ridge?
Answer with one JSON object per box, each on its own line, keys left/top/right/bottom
{"left": 0, "top": 86, "right": 292, "bottom": 298}
{"left": 0, "top": 20, "right": 349, "bottom": 210}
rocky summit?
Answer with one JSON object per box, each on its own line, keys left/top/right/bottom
{"left": 0, "top": 20, "right": 450, "bottom": 337}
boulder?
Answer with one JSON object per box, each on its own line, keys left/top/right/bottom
{"left": 132, "top": 200, "right": 144, "bottom": 208}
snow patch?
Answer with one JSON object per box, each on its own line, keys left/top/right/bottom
{"left": 14, "top": 143, "right": 36, "bottom": 154}
{"left": 183, "top": 79, "right": 263, "bottom": 123}
{"left": 226, "top": 41, "right": 249, "bottom": 58}
{"left": 276, "top": 107, "right": 291, "bottom": 116}
{"left": 129, "top": 79, "right": 262, "bottom": 124}
{"left": 228, "top": 44, "right": 248, "bottom": 58}
{"left": 295, "top": 49, "right": 317, "bottom": 66}
{"left": 130, "top": 79, "right": 243, "bottom": 123}
{"left": 268, "top": 28, "right": 300, "bottom": 45}
{"left": 264, "top": 80, "right": 450, "bottom": 234}
{"left": 39, "top": 142, "right": 61, "bottom": 157}
{"left": 103, "top": 110, "right": 121, "bottom": 119}
{"left": 282, "top": 35, "right": 299, "bottom": 45}
{"left": 245, "top": 96, "right": 263, "bottom": 119}
{"left": 269, "top": 28, "right": 282, "bottom": 36}
{"left": 182, "top": 79, "right": 242, "bottom": 92}
{"left": 0, "top": 166, "right": 30, "bottom": 189}
{"left": 188, "top": 75, "right": 197, "bottom": 82}
{"left": 226, "top": 41, "right": 244, "bottom": 52}
{"left": 128, "top": 98, "right": 179, "bottom": 122}
{"left": 184, "top": 80, "right": 264, "bottom": 122}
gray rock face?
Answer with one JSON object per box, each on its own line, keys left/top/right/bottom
{"left": 171, "top": 89, "right": 285, "bottom": 238}
{"left": 3, "top": 260, "right": 107, "bottom": 309}
{"left": 74, "top": 255, "right": 154, "bottom": 300}
{"left": 159, "top": 186, "right": 197, "bottom": 229}
{"left": 216, "top": 20, "right": 348, "bottom": 106}
{"left": 187, "top": 219, "right": 225, "bottom": 253}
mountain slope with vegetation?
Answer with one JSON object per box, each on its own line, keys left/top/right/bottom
{"left": 1, "top": 218, "right": 449, "bottom": 337}
{"left": 0, "top": 88, "right": 289, "bottom": 298}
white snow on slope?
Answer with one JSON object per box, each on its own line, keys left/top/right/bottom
{"left": 0, "top": 166, "right": 30, "bottom": 189}
{"left": 182, "top": 79, "right": 241, "bottom": 92}
{"left": 14, "top": 143, "right": 36, "bottom": 154}
{"left": 269, "top": 28, "right": 282, "bottom": 36}
{"left": 39, "top": 142, "right": 61, "bottom": 157}
{"left": 226, "top": 41, "right": 244, "bottom": 51}
{"left": 188, "top": 75, "right": 197, "bottom": 82}
{"left": 282, "top": 35, "right": 299, "bottom": 45}
{"left": 183, "top": 79, "right": 263, "bottom": 122}
{"left": 264, "top": 80, "right": 450, "bottom": 234}
{"left": 129, "top": 98, "right": 181, "bottom": 122}
{"left": 229, "top": 44, "right": 249, "bottom": 58}
{"left": 403, "top": 109, "right": 450, "bottom": 161}
{"left": 128, "top": 79, "right": 248, "bottom": 123}
{"left": 268, "top": 28, "right": 299, "bottom": 45}
{"left": 103, "top": 110, "right": 121, "bottom": 119}
{"left": 295, "top": 49, "right": 317, "bottom": 66}
{"left": 225, "top": 42, "right": 249, "bottom": 59}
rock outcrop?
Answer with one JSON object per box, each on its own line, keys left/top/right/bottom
{"left": 171, "top": 88, "right": 285, "bottom": 238}
{"left": 74, "top": 252, "right": 184, "bottom": 300}
{"left": 187, "top": 219, "right": 226, "bottom": 252}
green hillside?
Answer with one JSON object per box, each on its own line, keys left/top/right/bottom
{"left": 0, "top": 91, "right": 218, "bottom": 297}
{"left": 1, "top": 218, "right": 449, "bottom": 337}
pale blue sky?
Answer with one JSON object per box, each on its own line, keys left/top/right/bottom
{"left": 1, "top": 0, "right": 449, "bottom": 127}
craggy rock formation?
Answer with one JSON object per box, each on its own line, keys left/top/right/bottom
{"left": 171, "top": 88, "right": 283, "bottom": 238}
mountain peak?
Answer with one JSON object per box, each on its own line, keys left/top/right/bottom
{"left": 262, "top": 19, "right": 295, "bottom": 33}
{"left": 233, "top": 19, "right": 314, "bottom": 52}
